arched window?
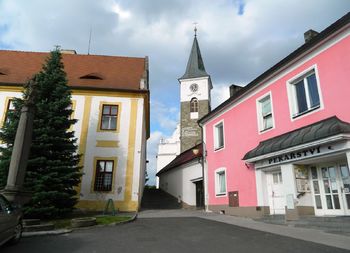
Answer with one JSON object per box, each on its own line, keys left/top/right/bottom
{"left": 190, "top": 98, "right": 198, "bottom": 113}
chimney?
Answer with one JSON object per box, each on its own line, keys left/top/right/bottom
{"left": 229, "top": 84, "right": 242, "bottom": 97}
{"left": 304, "top": 29, "right": 319, "bottom": 43}
{"left": 60, "top": 49, "right": 77, "bottom": 54}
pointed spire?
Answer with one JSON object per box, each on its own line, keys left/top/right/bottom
{"left": 180, "top": 28, "right": 208, "bottom": 79}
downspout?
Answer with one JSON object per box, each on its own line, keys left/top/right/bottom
{"left": 198, "top": 122, "right": 209, "bottom": 212}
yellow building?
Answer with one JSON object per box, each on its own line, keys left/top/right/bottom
{"left": 0, "top": 50, "right": 149, "bottom": 212}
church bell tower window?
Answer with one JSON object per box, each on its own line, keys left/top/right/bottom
{"left": 190, "top": 98, "right": 199, "bottom": 113}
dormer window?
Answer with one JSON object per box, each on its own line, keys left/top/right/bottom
{"left": 79, "top": 73, "right": 103, "bottom": 80}
{"left": 0, "top": 68, "right": 8, "bottom": 75}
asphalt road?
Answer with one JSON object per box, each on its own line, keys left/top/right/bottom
{"left": 1, "top": 217, "right": 348, "bottom": 253}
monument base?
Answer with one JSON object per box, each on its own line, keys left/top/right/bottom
{"left": 1, "top": 186, "right": 32, "bottom": 206}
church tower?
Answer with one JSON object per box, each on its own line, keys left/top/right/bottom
{"left": 179, "top": 29, "right": 212, "bottom": 152}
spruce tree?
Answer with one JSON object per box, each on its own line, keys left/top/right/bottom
{"left": 0, "top": 49, "right": 82, "bottom": 218}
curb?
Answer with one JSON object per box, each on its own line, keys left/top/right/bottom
{"left": 72, "top": 212, "right": 138, "bottom": 231}
{"left": 22, "top": 213, "right": 138, "bottom": 237}
{"left": 22, "top": 229, "right": 72, "bottom": 238}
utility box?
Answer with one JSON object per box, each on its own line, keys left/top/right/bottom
{"left": 229, "top": 191, "right": 239, "bottom": 207}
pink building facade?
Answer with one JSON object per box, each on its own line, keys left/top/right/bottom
{"left": 200, "top": 13, "right": 350, "bottom": 218}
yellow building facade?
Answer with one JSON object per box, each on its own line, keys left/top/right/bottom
{"left": 0, "top": 50, "right": 149, "bottom": 212}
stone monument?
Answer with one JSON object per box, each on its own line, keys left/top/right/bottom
{"left": 1, "top": 78, "right": 38, "bottom": 204}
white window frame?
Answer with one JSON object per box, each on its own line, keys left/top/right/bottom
{"left": 213, "top": 120, "right": 225, "bottom": 151}
{"left": 256, "top": 91, "right": 275, "bottom": 133}
{"left": 286, "top": 65, "right": 323, "bottom": 121}
{"left": 215, "top": 167, "right": 227, "bottom": 197}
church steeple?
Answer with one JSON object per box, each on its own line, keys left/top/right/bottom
{"left": 180, "top": 32, "right": 208, "bottom": 80}
{"left": 178, "top": 28, "right": 212, "bottom": 152}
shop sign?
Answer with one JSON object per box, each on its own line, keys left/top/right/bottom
{"left": 268, "top": 146, "right": 325, "bottom": 165}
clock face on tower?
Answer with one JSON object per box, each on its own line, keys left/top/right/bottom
{"left": 189, "top": 83, "right": 198, "bottom": 92}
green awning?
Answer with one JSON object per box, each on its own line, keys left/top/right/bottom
{"left": 243, "top": 116, "right": 350, "bottom": 160}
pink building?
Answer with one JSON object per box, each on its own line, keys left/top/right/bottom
{"left": 199, "top": 13, "right": 350, "bottom": 219}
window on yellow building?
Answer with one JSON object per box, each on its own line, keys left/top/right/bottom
{"left": 94, "top": 160, "right": 114, "bottom": 192}
{"left": 100, "top": 105, "right": 118, "bottom": 130}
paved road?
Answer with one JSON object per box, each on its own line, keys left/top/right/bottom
{"left": 1, "top": 217, "right": 348, "bottom": 253}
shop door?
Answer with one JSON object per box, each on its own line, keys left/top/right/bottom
{"left": 311, "top": 164, "right": 350, "bottom": 216}
{"left": 339, "top": 164, "right": 350, "bottom": 215}
{"left": 267, "top": 171, "right": 285, "bottom": 215}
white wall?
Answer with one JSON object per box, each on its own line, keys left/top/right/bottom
{"left": 159, "top": 160, "right": 202, "bottom": 206}
{"left": 156, "top": 124, "right": 180, "bottom": 187}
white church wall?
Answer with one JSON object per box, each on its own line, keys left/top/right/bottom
{"left": 156, "top": 124, "right": 180, "bottom": 188}
{"left": 159, "top": 160, "right": 202, "bottom": 206}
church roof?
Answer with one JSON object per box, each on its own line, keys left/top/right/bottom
{"left": 0, "top": 50, "right": 148, "bottom": 91}
{"left": 156, "top": 143, "right": 202, "bottom": 176}
{"left": 180, "top": 36, "right": 209, "bottom": 79}
{"left": 243, "top": 116, "right": 350, "bottom": 160}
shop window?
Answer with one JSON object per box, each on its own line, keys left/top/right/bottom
{"left": 310, "top": 167, "right": 322, "bottom": 209}
{"left": 214, "top": 121, "right": 224, "bottom": 150}
{"left": 94, "top": 160, "right": 114, "bottom": 192}
{"left": 215, "top": 168, "right": 226, "bottom": 196}
{"left": 257, "top": 93, "right": 274, "bottom": 132}
{"left": 288, "top": 69, "right": 321, "bottom": 118}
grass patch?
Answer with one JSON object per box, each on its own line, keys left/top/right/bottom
{"left": 49, "top": 215, "right": 131, "bottom": 229}
{"left": 52, "top": 219, "right": 72, "bottom": 229}
{"left": 96, "top": 216, "right": 131, "bottom": 225}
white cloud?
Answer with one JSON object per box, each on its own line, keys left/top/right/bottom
{"left": 151, "top": 99, "right": 179, "bottom": 135}
{"left": 211, "top": 83, "right": 231, "bottom": 109}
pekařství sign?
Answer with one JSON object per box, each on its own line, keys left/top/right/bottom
{"left": 253, "top": 143, "right": 343, "bottom": 169}
{"left": 268, "top": 146, "right": 324, "bottom": 165}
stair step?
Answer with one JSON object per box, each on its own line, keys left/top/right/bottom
{"left": 293, "top": 222, "right": 350, "bottom": 229}
{"left": 141, "top": 189, "right": 182, "bottom": 210}
{"left": 23, "top": 223, "right": 55, "bottom": 232}
{"left": 23, "top": 219, "right": 41, "bottom": 226}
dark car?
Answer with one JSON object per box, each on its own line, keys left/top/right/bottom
{"left": 0, "top": 194, "right": 23, "bottom": 246}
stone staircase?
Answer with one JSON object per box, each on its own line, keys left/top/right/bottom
{"left": 23, "top": 219, "right": 55, "bottom": 232}
{"left": 141, "top": 188, "right": 182, "bottom": 210}
{"left": 255, "top": 215, "right": 350, "bottom": 236}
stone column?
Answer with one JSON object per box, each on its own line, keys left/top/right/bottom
{"left": 2, "top": 105, "right": 34, "bottom": 204}
{"left": 1, "top": 79, "right": 37, "bottom": 205}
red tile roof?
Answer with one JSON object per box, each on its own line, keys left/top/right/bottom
{"left": 156, "top": 143, "right": 202, "bottom": 176}
{"left": 0, "top": 50, "right": 147, "bottom": 91}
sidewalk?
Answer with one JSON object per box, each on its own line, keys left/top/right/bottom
{"left": 138, "top": 209, "right": 350, "bottom": 250}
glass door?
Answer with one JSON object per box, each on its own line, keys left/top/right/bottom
{"left": 339, "top": 164, "right": 350, "bottom": 215}
{"left": 320, "top": 166, "right": 344, "bottom": 215}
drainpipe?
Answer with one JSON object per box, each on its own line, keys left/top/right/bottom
{"left": 198, "top": 123, "right": 208, "bottom": 212}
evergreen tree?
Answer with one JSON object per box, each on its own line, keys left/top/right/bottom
{"left": 0, "top": 49, "right": 82, "bottom": 218}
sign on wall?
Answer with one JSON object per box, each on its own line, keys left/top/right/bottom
{"left": 254, "top": 141, "right": 348, "bottom": 169}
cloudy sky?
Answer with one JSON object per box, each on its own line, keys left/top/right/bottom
{"left": 0, "top": 0, "right": 349, "bottom": 185}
